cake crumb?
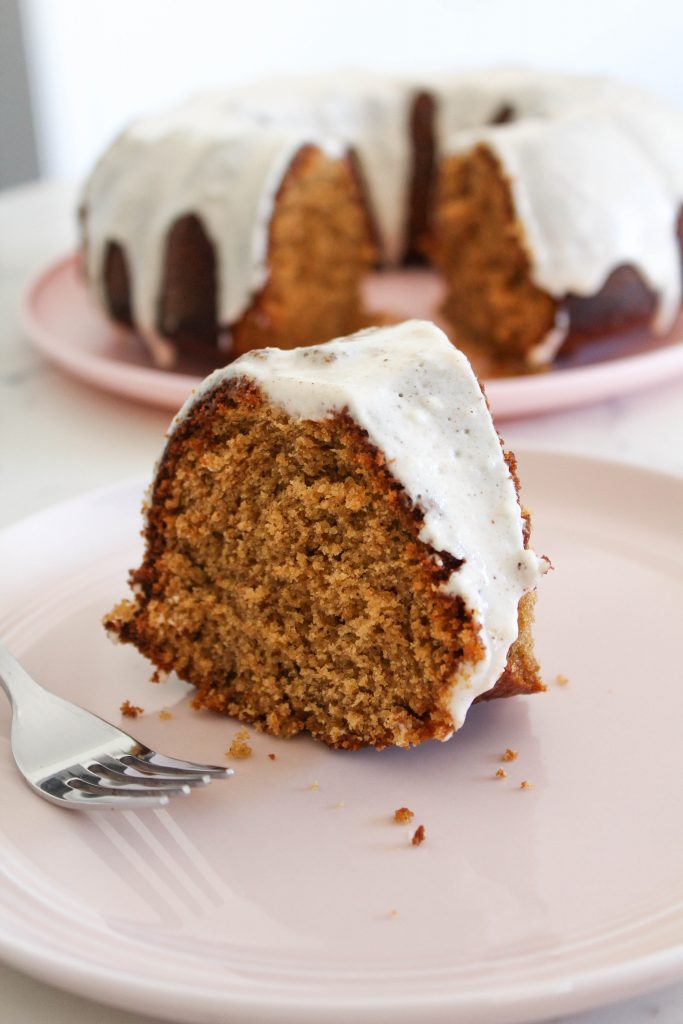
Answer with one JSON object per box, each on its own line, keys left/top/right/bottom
{"left": 520, "top": 780, "right": 533, "bottom": 790}
{"left": 495, "top": 768, "right": 507, "bottom": 779}
{"left": 502, "top": 748, "right": 518, "bottom": 762}
{"left": 227, "top": 728, "right": 253, "bottom": 760}
{"left": 411, "top": 825, "right": 426, "bottom": 847}
{"left": 158, "top": 709, "right": 173, "bottom": 721}
{"left": 120, "top": 699, "right": 144, "bottom": 718}
{"left": 388, "top": 908, "right": 400, "bottom": 918}
{"left": 555, "top": 673, "right": 570, "bottom": 687}
{"left": 394, "top": 806, "right": 414, "bottom": 824}
{"left": 310, "top": 780, "right": 320, "bottom": 791}
{"left": 267, "top": 753, "right": 276, "bottom": 760}
{"left": 334, "top": 800, "right": 346, "bottom": 809}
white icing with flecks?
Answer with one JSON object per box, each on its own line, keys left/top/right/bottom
{"left": 82, "top": 70, "right": 683, "bottom": 366}
{"left": 169, "top": 320, "right": 547, "bottom": 731}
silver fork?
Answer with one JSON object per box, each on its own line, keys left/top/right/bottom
{"left": 0, "top": 643, "right": 233, "bottom": 809}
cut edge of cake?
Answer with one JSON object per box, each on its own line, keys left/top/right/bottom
{"left": 104, "top": 320, "right": 549, "bottom": 750}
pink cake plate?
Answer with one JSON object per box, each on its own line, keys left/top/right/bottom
{"left": 1, "top": 451, "right": 682, "bottom": 1024}
{"left": 21, "top": 253, "right": 683, "bottom": 418}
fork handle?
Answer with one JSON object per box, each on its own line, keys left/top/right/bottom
{"left": 0, "top": 643, "right": 46, "bottom": 709}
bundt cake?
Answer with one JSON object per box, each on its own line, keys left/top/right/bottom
{"left": 104, "top": 320, "right": 549, "bottom": 750}
{"left": 81, "top": 69, "right": 683, "bottom": 369}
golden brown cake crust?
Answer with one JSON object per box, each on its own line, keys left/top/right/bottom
{"left": 104, "top": 378, "right": 543, "bottom": 750}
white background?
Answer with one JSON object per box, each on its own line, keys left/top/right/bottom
{"left": 19, "top": 0, "right": 683, "bottom": 181}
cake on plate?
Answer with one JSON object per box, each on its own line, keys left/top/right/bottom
{"left": 104, "top": 320, "right": 549, "bottom": 750}
{"left": 81, "top": 69, "right": 683, "bottom": 369}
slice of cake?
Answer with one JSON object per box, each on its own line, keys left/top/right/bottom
{"left": 105, "top": 321, "right": 548, "bottom": 749}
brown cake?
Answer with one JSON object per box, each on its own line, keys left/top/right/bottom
{"left": 104, "top": 321, "right": 549, "bottom": 750}
{"left": 81, "top": 70, "right": 683, "bottom": 370}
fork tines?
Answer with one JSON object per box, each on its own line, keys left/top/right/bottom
{"left": 48, "top": 748, "right": 233, "bottom": 809}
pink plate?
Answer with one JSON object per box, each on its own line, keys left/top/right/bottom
{"left": 0, "top": 451, "right": 682, "bottom": 1024}
{"left": 21, "top": 254, "right": 683, "bottom": 418}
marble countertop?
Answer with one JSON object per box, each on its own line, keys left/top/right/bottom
{"left": 1, "top": 180, "right": 682, "bottom": 1024}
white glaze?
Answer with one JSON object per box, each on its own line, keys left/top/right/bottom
{"left": 82, "top": 97, "right": 339, "bottom": 342}
{"left": 169, "top": 320, "right": 547, "bottom": 732}
{"left": 82, "top": 70, "right": 683, "bottom": 367}
{"left": 228, "top": 72, "right": 415, "bottom": 262}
